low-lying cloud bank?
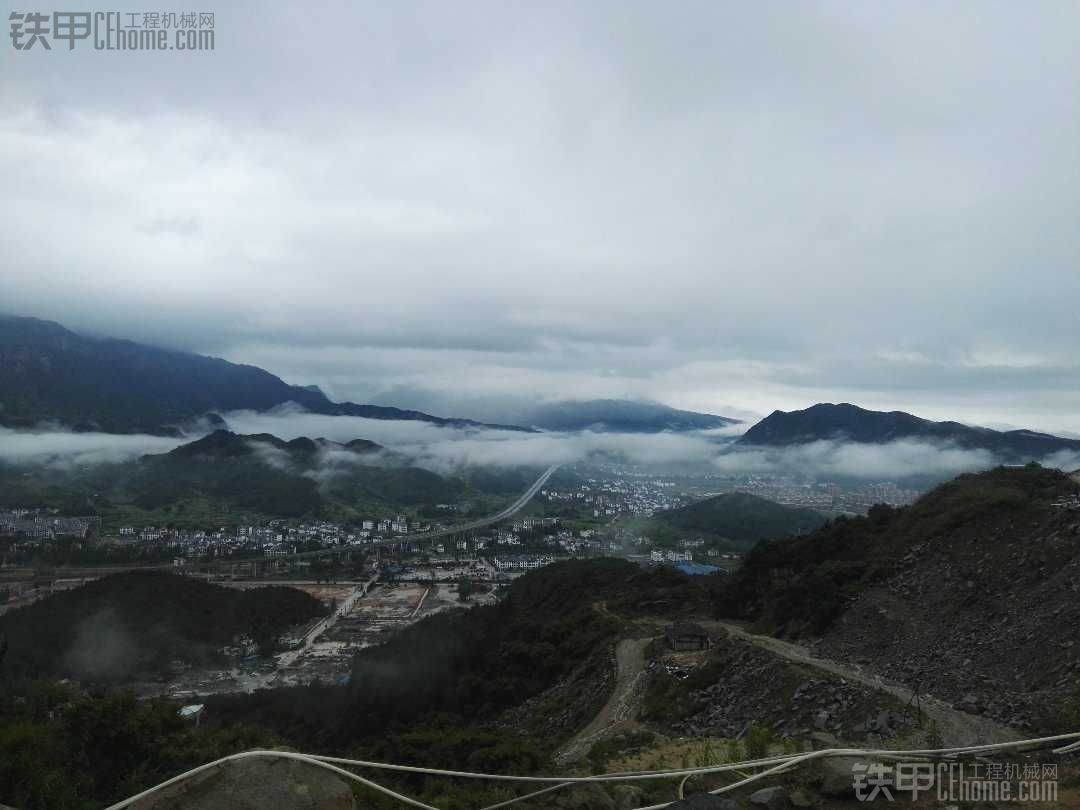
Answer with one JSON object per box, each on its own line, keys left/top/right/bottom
{"left": 2, "top": 408, "right": 1078, "bottom": 486}
{"left": 0, "top": 427, "right": 183, "bottom": 468}
{"left": 713, "top": 439, "right": 1006, "bottom": 481}
{"left": 242, "top": 436, "right": 395, "bottom": 485}
{"left": 223, "top": 407, "right": 1080, "bottom": 482}
{"left": 224, "top": 406, "right": 726, "bottom": 473}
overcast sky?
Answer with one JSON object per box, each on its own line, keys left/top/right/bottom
{"left": 3, "top": 1, "right": 1079, "bottom": 433}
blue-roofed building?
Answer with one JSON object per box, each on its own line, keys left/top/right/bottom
{"left": 675, "top": 561, "right": 724, "bottom": 577}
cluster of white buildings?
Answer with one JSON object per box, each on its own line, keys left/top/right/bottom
{"left": 650, "top": 549, "right": 693, "bottom": 563}
{"left": 512, "top": 516, "right": 560, "bottom": 532}
{"left": 358, "top": 514, "right": 425, "bottom": 536}
{"left": 0, "top": 509, "right": 98, "bottom": 541}
{"left": 101, "top": 513, "right": 452, "bottom": 562}
{"left": 492, "top": 554, "right": 557, "bottom": 571}
{"left": 725, "top": 476, "right": 921, "bottom": 512}
{"left": 540, "top": 478, "right": 687, "bottom": 518}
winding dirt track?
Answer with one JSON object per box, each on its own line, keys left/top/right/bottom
{"left": 556, "top": 618, "right": 1019, "bottom": 764}
{"left": 709, "top": 621, "right": 1020, "bottom": 748}
{"left": 555, "top": 637, "right": 651, "bottom": 764}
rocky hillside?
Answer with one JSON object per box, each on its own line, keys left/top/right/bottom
{"left": 716, "top": 464, "right": 1080, "bottom": 732}
{"left": 642, "top": 634, "right": 911, "bottom": 744}
{"left": 815, "top": 499, "right": 1080, "bottom": 730}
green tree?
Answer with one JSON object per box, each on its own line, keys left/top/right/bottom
{"left": 457, "top": 577, "right": 476, "bottom": 602}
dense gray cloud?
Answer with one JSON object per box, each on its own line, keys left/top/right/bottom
{"left": 3, "top": 2, "right": 1079, "bottom": 433}
{"left": 2, "top": 413, "right": 1077, "bottom": 483}
{"left": 711, "top": 439, "right": 999, "bottom": 481}
{"left": 227, "top": 406, "right": 727, "bottom": 471}
{"left": 224, "top": 408, "right": 1080, "bottom": 482}
{"left": 0, "top": 427, "right": 182, "bottom": 467}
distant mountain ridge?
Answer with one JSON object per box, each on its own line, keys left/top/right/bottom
{"left": 525, "top": 399, "right": 739, "bottom": 433}
{"left": 0, "top": 428, "right": 463, "bottom": 525}
{"left": 739, "top": 402, "right": 1080, "bottom": 461}
{"left": 0, "top": 315, "right": 531, "bottom": 435}
{"left": 165, "top": 429, "right": 386, "bottom": 461}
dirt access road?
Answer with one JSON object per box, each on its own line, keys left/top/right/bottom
{"left": 557, "top": 618, "right": 1019, "bottom": 763}
{"left": 555, "top": 637, "right": 652, "bottom": 764}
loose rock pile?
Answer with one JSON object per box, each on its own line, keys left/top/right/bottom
{"left": 817, "top": 510, "right": 1080, "bottom": 730}
{"left": 664, "top": 638, "right": 910, "bottom": 743}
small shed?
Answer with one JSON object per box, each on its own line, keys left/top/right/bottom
{"left": 179, "top": 703, "right": 205, "bottom": 727}
{"left": 665, "top": 622, "right": 711, "bottom": 652}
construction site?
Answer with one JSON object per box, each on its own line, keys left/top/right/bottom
{"left": 138, "top": 576, "right": 491, "bottom": 701}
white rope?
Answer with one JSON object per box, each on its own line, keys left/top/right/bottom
{"left": 103, "top": 750, "right": 440, "bottom": 810}
{"left": 634, "top": 732, "right": 1080, "bottom": 810}
{"left": 476, "top": 781, "right": 574, "bottom": 810}
{"left": 101, "top": 731, "right": 1080, "bottom": 810}
{"left": 1054, "top": 738, "right": 1080, "bottom": 754}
